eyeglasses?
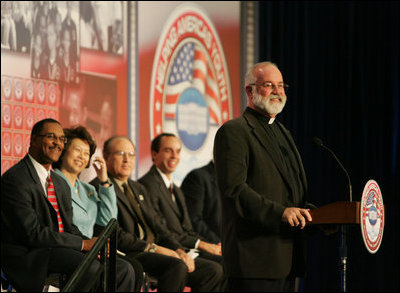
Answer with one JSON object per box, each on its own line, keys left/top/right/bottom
{"left": 112, "top": 151, "right": 135, "bottom": 158}
{"left": 72, "top": 146, "right": 91, "bottom": 158}
{"left": 37, "top": 133, "right": 68, "bottom": 144}
{"left": 248, "top": 82, "right": 289, "bottom": 91}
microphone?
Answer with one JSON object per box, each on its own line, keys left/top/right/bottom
{"left": 313, "top": 137, "right": 353, "bottom": 202}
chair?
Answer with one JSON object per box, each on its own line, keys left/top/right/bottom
{"left": 141, "top": 272, "right": 158, "bottom": 292}
{"left": 43, "top": 274, "right": 66, "bottom": 292}
{"left": 1, "top": 270, "right": 13, "bottom": 292}
{"left": 1, "top": 269, "right": 65, "bottom": 292}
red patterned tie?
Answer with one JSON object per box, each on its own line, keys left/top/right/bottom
{"left": 47, "top": 175, "right": 64, "bottom": 232}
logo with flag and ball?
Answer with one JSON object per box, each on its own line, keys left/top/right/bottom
{"left": 360, "top": 179, "right": 384, "bottom": 254}
{"left": 150, "top": 3, "right": 232, "bottom": 183}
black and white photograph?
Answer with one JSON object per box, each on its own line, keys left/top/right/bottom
{"left": 1, "top": 1, "right": 34, "bottom": 53}
{"left": 80, "top": 1, "right": 124, "bottom": 55}
{"left": 30, "top": 1, "right": 80, "bottom": 84}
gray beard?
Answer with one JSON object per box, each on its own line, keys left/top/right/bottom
{"left": 252, "top": 93, "right": 287, "bottom": 116}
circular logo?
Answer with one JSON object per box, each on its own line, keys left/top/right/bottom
{"left": 36, "top": 108, "right": 45, "bottom": 122}
{"left": 48, "top": 83, "right": 57, "bottom": 105}
{"left": 2, "top": 104, "right": 11, "bottom": 127}
{"left": 14, "top": 106, "right": 23, "bottom": 128}
{"left": 360, "top": 180, "right": 384, "bottom": 254}
{"left": 26, "top": 80, "right": 34, "bottom": 102}
{"left": 26, "top": 107, "right": 35, "bottom": 129}
{"left": 2, "top": 77, "right": 12, "bottom": 99}
{"left": 2, "top": 133, "right": 11, "bottom": 155}
{"left": 150, "top": 3, "right": 232, "bottom": 183}
{"left": 14, "top": 79, "right": 23, "bottom": 101}
{"left": 14, "top": 134, "right": 23, "bottom": 156}
{"left": 37, "top": 81, "right": 46, "bottom": 104}
{"left": 14, "top": 79, "right": 24, "bottom": 101}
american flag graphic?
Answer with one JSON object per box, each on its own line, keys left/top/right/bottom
{"left": 164, "top": 41, "right": 221, "bottom": 125}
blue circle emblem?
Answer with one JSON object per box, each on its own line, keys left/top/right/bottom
{"left": 176, "top": 87, "right": 209, "bottom": 151}
{"left": 368, "top": 205, "right": 378, "bottom": 226}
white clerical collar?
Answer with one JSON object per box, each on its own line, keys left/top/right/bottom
{"left": 268, "top": 117, "right": 275, "bottom": 124}
{"left": 156, "top": 167, "right": 173, "bottom": 189}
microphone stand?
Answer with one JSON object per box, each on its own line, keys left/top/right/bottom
{"left": 315, "top": 138, "right": 352, "bottom": 292}
{"left": 339, "top": 225, "right": 348, "bottom": 292}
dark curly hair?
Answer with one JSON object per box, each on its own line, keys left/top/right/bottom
{"left": 52, "top": 125, "right": 96, "bottom": 170}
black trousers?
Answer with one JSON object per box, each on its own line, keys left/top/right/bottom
{"left": 124, "top": 251, "right": 188, "bottom": 292}
{"left": 47, "top": 247, "right": 135, "bottom": 292}
{"left": 227, "top": 276, "right": 296, "bottom": 292}
{"left": 124, "top": 251, "right": 224, "bottom": 292}
{"left": 187, "top": 256, "right": 224, "bottom": 292}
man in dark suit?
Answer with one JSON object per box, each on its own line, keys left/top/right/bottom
{"left": 139, "top": 133, "right": 224, "bottom": 265}
{"left": 181, "top": 160, "right": 222, "bottom": 244}
{"left": 213, "top": 62, "right": 316, "bottom": 292}
{"left": 96, "top": 135, "right": 223, "bottom": 291}
{"left": 1, "top": 118, "right": 135, "bottom": 292}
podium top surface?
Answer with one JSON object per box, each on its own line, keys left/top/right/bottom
{"left": 310, "top": 201, "right": 360, "bottom": 225}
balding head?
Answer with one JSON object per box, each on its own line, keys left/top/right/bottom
{"left": 244, "top": 61, "right": 279, "bottom": 89}
{"left": 103, "top": 136, "right": 136, "bottom": 181}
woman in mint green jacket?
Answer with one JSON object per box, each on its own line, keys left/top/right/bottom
{"left": 52, "top": 125, "right": 139, "bottom": 291}
{"left": 52, "top": 125, "right": 116, "bottom": 238}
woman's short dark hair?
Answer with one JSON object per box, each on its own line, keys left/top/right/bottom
{"left": 52, "top": 125, "right": 96, "bottom": 169}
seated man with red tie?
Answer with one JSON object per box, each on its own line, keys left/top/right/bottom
{"left": 1, "top": 118, "right": 135, "bottom": 292}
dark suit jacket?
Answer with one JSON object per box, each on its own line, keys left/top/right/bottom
{"left": 1, "top": 155, "right": 83, "bottom": 291}
{"left": 91, "top": 176, "right": 183, "bottom": 253}
{"left": 139, "top": 166, "right": 203, "bottom": 249}
{"left": 213, "top": 107, "right": 315, "bottom": 279}
{"left": 180, "top": 161, "right": 222, "bottom": 243}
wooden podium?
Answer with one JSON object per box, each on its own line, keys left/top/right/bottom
{"left": 309, "top": 201, "right": 361, "bottom": 292}
{"left": 310, "top": 201, "right": 360, "bottom": 225}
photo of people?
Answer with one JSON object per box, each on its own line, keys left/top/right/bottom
{"left": 30, "top": 1, "right": 80, "bottom": 84}
{"left": 59, "top": 73, "right": 117, "bottom": 182}
{"left": 59, "top": 72, "right": 116, "bottom": 148}
{"left": 1, "top": 1, "right": 33, "bottom": 53}
{"left": 79, "top": 1, "right": 124, "bottom": 55}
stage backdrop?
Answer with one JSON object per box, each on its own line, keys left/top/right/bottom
{"left": 1, "top": 1, "right": 129, "bottom": 179}
{"left": 1, "top": 1, "right": 242, "bottom": 186}
{"left": 137, "top": 1, "right": 241, "bottom": 184}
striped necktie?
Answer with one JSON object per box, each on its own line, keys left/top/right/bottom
{"left": 47, "top": 175, "right": 64, "bottom": 233}
{"left": 169, "top": 183, "right": 176, "bottom": 203}
{"left": 122, "top": 182, "right": 154, "bottom": 243}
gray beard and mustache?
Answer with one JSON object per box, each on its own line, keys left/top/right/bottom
{"left": 252, "top": 91, "right": 287, "bottom": 116}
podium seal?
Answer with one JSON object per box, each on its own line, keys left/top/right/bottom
{"left": 360, "top": 179, "right": 384, "bottom": 254}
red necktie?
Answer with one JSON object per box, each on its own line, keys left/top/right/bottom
{"left": 47, "top": 175, "right": 64, "bottom": 233}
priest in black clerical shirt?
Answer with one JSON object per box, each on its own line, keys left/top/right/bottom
{"left": 213, "top": 61, "right": 316, "bottom": 292}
